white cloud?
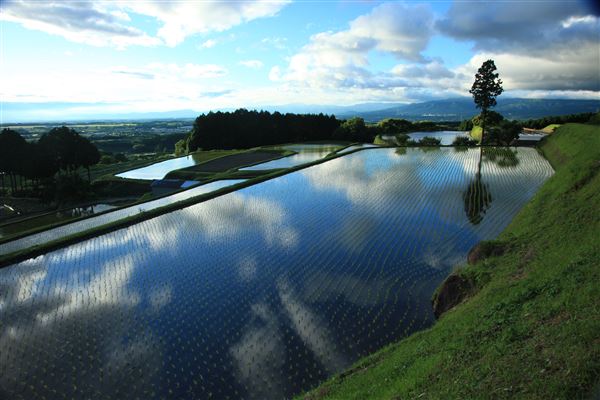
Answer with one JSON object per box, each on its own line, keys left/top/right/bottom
{"left": 1, "top": 0, "right": 290, "bottom": 48}
{"left": 0, "top": 61, "right": 232, "bottom": 116}
{"left": 268, "top": 66, "right": 282, "bottom": 82}
{"left": 125, "top": 0, "right": 290, "bottom": 47}
{"left": 239, "top": 60, "right": 264, "bottom": 69}
{"left": 274, "top": 2, "right": 433, "bottom": 91}
{"left": 1, "top": 0, "right": 160, "bottom": 49}
{"left": 456, "top": 48, "right": 600, "bottom": 92}
{"left": 199, "top": 38, "right": 217, "bottom": 49}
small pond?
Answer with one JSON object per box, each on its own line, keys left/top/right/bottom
{"left": 0, "top": 147, "right": 553, "bottom": 399}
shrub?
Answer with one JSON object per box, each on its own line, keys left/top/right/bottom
{"left": 459, "top": 119, "right": 474, "bottom": 131}
{"left": 588, "top": 112, "right": 600, "bottom": 125}
{"left": 99, "top": 155, "right": 115, "bottom": 164}
{"left": 419, "top": 136, "right": 442, "bottom": 146}
{"left": 484, "top": 120, "right": 522, "bottom": 145}
{"left": 395, "top": 133, "right": 410, "bottom": 145}
{"left": 114, "top": 153, "right": 128, "bottom": 162}
{"left": 452, "top": 136, "right": 477, "bottom": 146}
{"left": 55, "top": 174, "right": 91, "bottom": 204}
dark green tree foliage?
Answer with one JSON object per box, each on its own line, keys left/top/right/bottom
{"left": 418, "top": 136, "right": 442, "bottom": 146}
{"left": 520, "top": 112, "right": 595, "bottom": 129}
{"left": 174, "top": 139, "right": 187, "bottom": 156}
{"left": 485, "top": 120, "right": 522, "bottom": 145}
{"left": 472, "top": 110, "right": 504, "bottom": 127}
{"left": 38, "top": 126, "right": 99, "bottom": 178}
{"left": 458, "top": 119, "right": 474, "bottom": 131}
{"left": 75, "top": 135, "right": 101, "bottom": 181}
{"left": 38, "top": 126, "right": 78, "bottom": 173}
{"left": 395, "top": 133, "right": 410, "bottom": 145}
{"left": 376, "top": 118, "right": 445, "bottom": 135}
{"left": 333, "top": 117, "right": 380, "bottom": 142}
{"left": 186, "top": 109, "right": 341, "bottom": 151}
{"left": 377, "top": 119, "right": 414, "bottom": 134}
{"left": 469, "top": 60, "right": 504, "bottom": 143}
{"left": 484, "top": 147, "right": 520, "bottom": 168}
{"left": 588, "top": 112, "right": 600, "bottom": 125}
{"left": 452, "top": 136, "right": 477, "bottom": 146}
{"left": 0, "top": 128, "right": 27, "bottom": 192}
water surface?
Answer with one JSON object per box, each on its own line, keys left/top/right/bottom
{"left": 0, "top": 148, "right": 553, "bottom": 399}
{"left": 0, "top": 204, "right": 118, "bottom": 240}
{"left": 383, "top": 130, "right": 468, "bottom": 145}
{"left": 117, "top": 154, "right": 210, "bottom": 180}
{"left": 0, "top": 180, "right": 244, "bottom": 255}
{"left": 240, "top": 144, "right": 341, "bottom": 170}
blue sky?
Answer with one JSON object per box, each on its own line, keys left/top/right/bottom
{"left": 1, "top": 0, "right": 598, "bottom": 122}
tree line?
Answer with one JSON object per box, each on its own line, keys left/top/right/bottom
{"left": 180, "top": 109, "right": 341, "bottom": 152}
{"left": 0, "top": 126, "right": 100, "bottom": 194}
{"left": 520, "top": 112, "right": 595, "bottom": 129}
{"left": 178, "top": 109, "right": 460, "bottom": 153}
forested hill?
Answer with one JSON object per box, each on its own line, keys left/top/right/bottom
{"left": 345, "top": 98, "right": 600, "bottom": 122}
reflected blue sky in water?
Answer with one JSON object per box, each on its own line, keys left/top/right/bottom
{"left": 0, "top": 148, "right": 553, "bottom": 399}
{"left": 240, "top": 144, "right": 340, "bottom": 170}
{"left": 382, "top": 130, "right": 469, "bottom": 145}
{"left": 116, "top": 153, "right": 211, "bottom": 180}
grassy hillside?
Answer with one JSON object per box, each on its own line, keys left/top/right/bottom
{"left": 300, "top": 123, "right": 600, "bottom": 399}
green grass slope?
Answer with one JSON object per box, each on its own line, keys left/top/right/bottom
{"left": 300, "top": 123, "right": 600, "bottom": 400}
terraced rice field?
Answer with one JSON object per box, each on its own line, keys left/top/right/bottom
{"left": 116, "top": 154, "right": 210, "bottom": 180}
{"left": 382, "top": 130, "right": 468, "bottom": 145}
{"left": 240, "top": 144, "right": 341, "bottom": 170}
{"left": 0, "top": 203, "right": 119, "bottom": 240}
{"left": 0, "top": 147, "right": 553, "bottom": 399}
{"left": 0, "top": 180, "right": 244, "bottom": 256}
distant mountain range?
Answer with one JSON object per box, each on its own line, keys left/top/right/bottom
{"left": 335, "top": 98, "right": 600, "bottom": 122}
{"left": 3, "top": 98, "right": 599, "bottom": 124}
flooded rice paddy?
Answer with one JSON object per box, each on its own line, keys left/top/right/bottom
{"left": 382, "top": 130, "right": 469, "bottom": 145}
{"left": 0, "top": 180, "right": 244, "bottom": 256}
{"left": 0, "top": 147, "right": 553, "bottom": 399}
{"left": 240, "top": 144, "right": 341, "bottom": 170}
{"left": 116, "top": 154, "right": 211, "bottom": 180}
{"left": 0, "top": 203, "right": 118, "bottom": 240}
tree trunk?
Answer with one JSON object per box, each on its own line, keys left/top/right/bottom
{"left": 477, "top": 147, "right": 482, "bottom": 180}
{"left": 481, "top": 108, "right": 486, "bottom": 145}
{"left": 9, "top": 173, "right": 16, "bottom": 194}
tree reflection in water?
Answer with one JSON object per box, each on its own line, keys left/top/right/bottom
{"left": 463, "top": 148, "right": 519, "bottom": 225}
{"left": 463, "top": 175, "right": 493, "bottom": 225}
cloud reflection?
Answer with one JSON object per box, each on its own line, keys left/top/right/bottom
{"left": 277, "top": 279, "right": 348, "bottom": 374}
{"left": 230, "top": 303, "right": 286, "bottom": 399}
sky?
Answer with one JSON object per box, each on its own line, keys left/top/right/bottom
{"left": 1, "top": 0, "right": 599, "bottom": 122}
